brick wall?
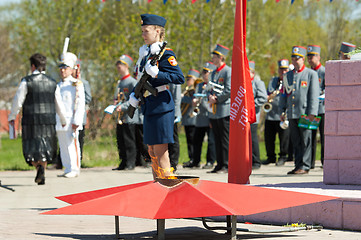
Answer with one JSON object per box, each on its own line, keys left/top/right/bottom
{"left": 324, "top": 60, "right": 361, "bottom": 185}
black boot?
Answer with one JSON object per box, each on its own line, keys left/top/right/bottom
{"left": 35, "top": 165, "right": 45, "bottom": 185}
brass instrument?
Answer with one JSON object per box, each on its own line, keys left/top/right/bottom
{"left": 181, "top": 78, "right": 203, "bottom": 117}
{"left": 189, "top": 79, "right": 203, "bottom": 118}
{"left": 280, "top": 112, "right": 289, "bottom": 129}
{"left": 204, "top": 81, "right": 224, "bottom": 115}
{"left": 117, "top": 92, "right": 125, "bottom": 125}
{"left": 262, "top": 80, "right": 283, "bottom": 113}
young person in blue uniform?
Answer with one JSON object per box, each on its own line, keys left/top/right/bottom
{"left": 130, "top": 14, "right": 184, "bottom": 178}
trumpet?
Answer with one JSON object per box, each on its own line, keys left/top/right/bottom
{"left": 262, "top": 80, "right": 283, "bottom": 113}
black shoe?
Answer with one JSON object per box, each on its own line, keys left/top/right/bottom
{"left": 287, "top": 168, "right": 297, "bottom": 174}
{"left": 35, "top": 165, "right": 45, "bottom": 184}
{"left": 183, "top": 161, "right": 195, "bottom": 168}
{"left": 217, "top": 166, "right": 228, "bottom": 173}
{"left": 262, "top": 159, "right": 275, "bottom": 165}
{"left": 184, "top": 162, "right": 200, "bottom": 168}
{"left": 38, "top": 178, "right": 45, "bottom": 185}
{"left": 112, "top": 165, "right": 126, "bottom": 171}
{"left": 276, "top": 158, "right": 286, "bottom": 166}
{"left": 202, "top": 162, "right": 214, "bottom": 169}
{"left": 207, "top": 166, "right": 222, "bottom": 173}
{"left": 252, "top": 164, "right": 261, "bottom": 170}
{"left": 125, "top": 166, "right": 135, "bottom": 171}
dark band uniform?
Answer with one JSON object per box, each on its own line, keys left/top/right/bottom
{"left": 307, "top": 45, "right": 325, "bottom": 168}
{"left": 114, "top": 55, "right": 139, "bottom": 170}
{"left": 250, "top": 61, "right": 267, "bottom": 168}
{"left": 208, "top": 44, "right": 231, "bottom": 172}
{"left": 181, "top": 69, "right": 199, "bottom": 165}
{"left": 192, "top": 62, "right": 217, "bottom": 168}
{"left": 279, "top": 46, "right": 319, "bottom": 172}
{"left": 264, "top": 59, "right": 291, "bottom": 165}
{"left": 135, "top": 14, "right": 184, "bottom": 145}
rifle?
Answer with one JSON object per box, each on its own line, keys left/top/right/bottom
{"left": 128, "top": 41, "right": 168, "bottom": 118}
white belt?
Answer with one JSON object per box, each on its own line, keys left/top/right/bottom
{"left": 156, "top": 85, "right": 167, "bottom": 92}
{"left": 145, "top": 85, "right": 168, "bottom": 97}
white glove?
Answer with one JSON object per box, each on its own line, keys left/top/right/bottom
{"left": 145, "top": 60, "right": 159, "bottom": 78}
{"left": 139, "top": 44, "right": 149, "bottom": 58}
{"left": 150, "top": 42, "right": 162, "bottom": 55}
{"left": 129, "top": 92, "right": 140, "bottom": 108}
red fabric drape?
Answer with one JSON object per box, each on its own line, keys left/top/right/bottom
{"left": 228, "top": 0, "right": 256, "bottom": 184}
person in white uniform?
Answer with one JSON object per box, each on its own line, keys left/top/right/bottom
{"left": 56, "top": 52, "right": 85, "bottom": 178}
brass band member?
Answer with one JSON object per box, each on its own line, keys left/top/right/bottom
{"left": 207, "top": 44, "right": 231, "bottom": 174}
{"left": 249, "top": 61, "right": 267, "bottom": 170}
{"left": 280, "top": 46, "right": 320, "bottom": 175}
{"left": 182, "top": 69, "right": 200, "bottom": 168}
{"left": 112, "top": 55, "right": 138, "bottom": 171}
{"left": 185, "top": 62, "right": 217, "bottom": 169}
{"left": 307, "top": 45, "right": 325, "bottom": 168}
{"left": 339, "top": 42, "right": 356, "bottom": 60}
{"left": 263, "top": 59, "right": 291, "bottom": 166}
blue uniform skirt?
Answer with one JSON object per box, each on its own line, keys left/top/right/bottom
{"left": 143, "top": 109, "right": 175, "bottom": 145}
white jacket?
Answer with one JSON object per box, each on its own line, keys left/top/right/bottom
{"left": 56, "top": 76, "right": 85, "bottom": 131}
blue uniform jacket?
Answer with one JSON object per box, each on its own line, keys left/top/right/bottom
{"left": 140, "top": 49, "right": 184, "bottom": 116}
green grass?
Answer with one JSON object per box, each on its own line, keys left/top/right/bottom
{"left": 0, "top": 130, "right": 321, "bottom": 171}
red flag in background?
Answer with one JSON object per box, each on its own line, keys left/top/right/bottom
{"left": 228, "top": 0, "right": 256, "bottom": 184}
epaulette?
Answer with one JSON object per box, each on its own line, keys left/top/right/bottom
{"left": 165, "top": 48, "right": 174, "bottom": 52}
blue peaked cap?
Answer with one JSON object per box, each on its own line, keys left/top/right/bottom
{"left": 141, "top": 14, "right": 166, "bottom": 27}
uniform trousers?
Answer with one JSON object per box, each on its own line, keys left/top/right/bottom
{"left": 116, "top": 123, "right": 136, "bottom": 169}
{"left": 264, "top": 120, "right": 290, "bottom": 162}
{"left": 290, "top": 119, "right": 312, "bottom": 171}
{"left": 251, "top": 123, "right": 261, "bottom": 167}
{"left": 57, "top": 130, "right": 81, "bottom": 174}
{"left": 168, "top": 122, "right": 180, "bottom": 171}
{"left": 184, "top": 125, "right": 196, "bottom": 162}
{"left": 78, "top": 125, "right": 86, "bottom": 162}
{"left": 135, "top": 124, "right": 150, "bottom": 166}
{"left": 210, "top": 117, "right": 229, "bottom": 169}
{"left": 192, "top": 126, "right": 216, "bottom": 166}
{"left": 311, "top": 113, "right": 325, "bottom": 168}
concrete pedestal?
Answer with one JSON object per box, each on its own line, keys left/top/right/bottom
{"left": 323, "top": 60, "right": 361, "bottom": 185}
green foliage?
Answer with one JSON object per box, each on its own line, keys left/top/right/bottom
{"left": 0, "top": 130, "right": 209, "bottom": 171}
{"left": 1, "top": 0, "right": 360, "bottom": 141}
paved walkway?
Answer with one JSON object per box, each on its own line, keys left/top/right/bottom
{"left": 1, "top": 161, "right": 361, "bottom": 239}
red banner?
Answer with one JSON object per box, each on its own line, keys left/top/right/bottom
{"left": 228, "top": 0, "right": 256, "bottom": 184}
